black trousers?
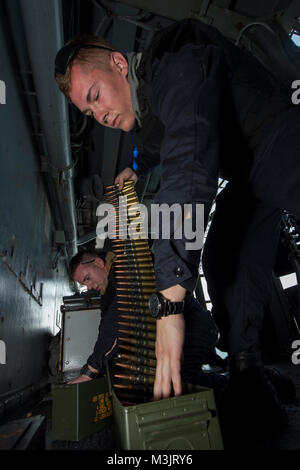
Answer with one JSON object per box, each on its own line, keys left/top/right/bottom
{"left": 182, "top": 294, "right": 219, "bottom": 366}
{"left": 181, "top": 293, "right": 220, "bottom": 386}
{"left": 202, "top": 106, "right": 300, "bottom": 356}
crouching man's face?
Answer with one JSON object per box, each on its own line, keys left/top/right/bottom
{"left": 73, "top": 257, "right": 108, "bottom": 293}
{"left": 69, "top": 51, "right": 135, "bottom": 132}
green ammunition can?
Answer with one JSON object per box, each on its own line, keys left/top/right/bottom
{"left": 52, "top": 377, "right": 112, "bottom": 441}
{"left": 111, "top": 383, "right": 224, "bottom": 450}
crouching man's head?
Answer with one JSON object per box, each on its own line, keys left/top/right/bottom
{"left": 55, "top": 36, "right": 135, "bottom": 131}
{"left": 69, "top": 250, "right": 108, "bottom": 293}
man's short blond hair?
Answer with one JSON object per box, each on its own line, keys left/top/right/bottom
{"left": 55, "top": 35, "right": 116, "bottom": 100}
{"left": 69, "top": 249, "right": 106, "bottom": 280}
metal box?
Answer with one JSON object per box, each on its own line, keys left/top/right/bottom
{"left": 61, "top": 308, "right": 101, "bottom": 373}
{"left": 111, "top": 384, "right": 224, "bottom": 450}
{"left": 51, "top": 376, "right": 112, "bottom": 441}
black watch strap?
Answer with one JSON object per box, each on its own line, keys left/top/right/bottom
{"left": 149, "top": 292, "right": 185, "bottom": 319}
{"left": 80, "top": 363, "right": 99, "bottom": 379}
{"left": 163, "top": 299, "right": 185, "bottom": 315}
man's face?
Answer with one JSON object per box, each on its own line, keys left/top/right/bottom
{"left": 73, "top": 257, "right": 108, "bottom": 293}
{"left": 69, "top": 52, "right": 135, "bottom": 132}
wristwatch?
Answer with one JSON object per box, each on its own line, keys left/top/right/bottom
{"left": 80, "top": 363, "right": 99, "bottom": 379}
{"left": 149, "top": 292, "right": 185, "bottom": 319}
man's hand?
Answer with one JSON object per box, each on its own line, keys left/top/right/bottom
{"left": 67, "top": 374, "right": 92, "bottom": 385}
{"left": 154, "top": 313, "right": 185, "bottom": 400}
{"left": 67, "top": 364, "right": 99, "bottom": 384}
{"left": 153, "top": 284, "right": 186, "bottom": 400}
{"left": 114, "top": 167, "right": 137, "bottom": 190}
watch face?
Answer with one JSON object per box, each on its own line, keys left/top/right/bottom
{"left": 149, "top": 293, "right": 161, "bottom": 318}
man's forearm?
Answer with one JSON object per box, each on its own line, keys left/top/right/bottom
{"left": 160, "top": 284, "right": 187, "bottom": 302}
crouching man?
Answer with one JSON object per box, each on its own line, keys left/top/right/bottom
{"left": 67, "top": 249, "right": 221, "bottom": 389}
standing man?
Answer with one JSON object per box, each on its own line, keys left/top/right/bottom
{"left": 55, "top": 19, "right": 299, "bottom": 428}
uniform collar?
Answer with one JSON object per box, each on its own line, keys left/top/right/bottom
{"left": 126, "top": 51, "right": 143, "bottom": 127}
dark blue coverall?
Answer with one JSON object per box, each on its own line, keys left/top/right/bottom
{"left": 132, "top": 19, "right": 300, "bottom": 360}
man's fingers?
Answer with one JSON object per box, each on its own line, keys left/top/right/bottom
{"left": 154, "top": 356, "right": 167, "bottom": 401}
{"left": 171, "top": 359, "right": 182, "bottom": 397}
{"left": 67, "top": 374, "right": 92, "bottom": 384}
{"left": 154, "top": 366, "right": 180, "bottom": 400}
{"left": 119, "top": 178, "right": 124, "bottom": 190}
{"left": 154, "top": 351, "right": 182, "bottom": 400}
{"left": 154, "top": 366, "right": 163, "bottom": 401}
{"left": 114, "top": 168, "right": 137, "bottom": 190}
{"left": 153, "top": 314, "right": 185, "bottom": 400}
{"left": 114, "top": 175, "right": 124, "bottom": 190}
{"left": 161, "top": 359, "right": 173, "bottom": 399}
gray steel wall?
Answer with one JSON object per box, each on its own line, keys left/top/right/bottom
{"left": 0, "top": 2, "right": 72, "bottom": 411}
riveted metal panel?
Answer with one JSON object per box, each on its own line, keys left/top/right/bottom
{"left": 61, "top": 309, "right": 101, "bottom": 373}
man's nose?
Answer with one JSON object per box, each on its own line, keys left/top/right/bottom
{"left": 85, "top": 280, "right": 93, "bottom": 290}
{"left": 87, "top": 282, "right": 98, "bottom": 291}
{"left": 93, "top": 107, "right": 108, "bottom": 126}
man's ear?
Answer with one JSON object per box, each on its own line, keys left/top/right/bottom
{"left": 94, "top": 257, "right": 105, "bottom": 269}
{"left": 111, "top": 51, "right": 128, "bottom": 76}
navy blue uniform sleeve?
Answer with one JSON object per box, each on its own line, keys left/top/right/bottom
{"left": 149, "top": 44, "right": 225, "bottom": 291}
{"left": 87, "top": 296, "right": 119, "bottom": 372}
